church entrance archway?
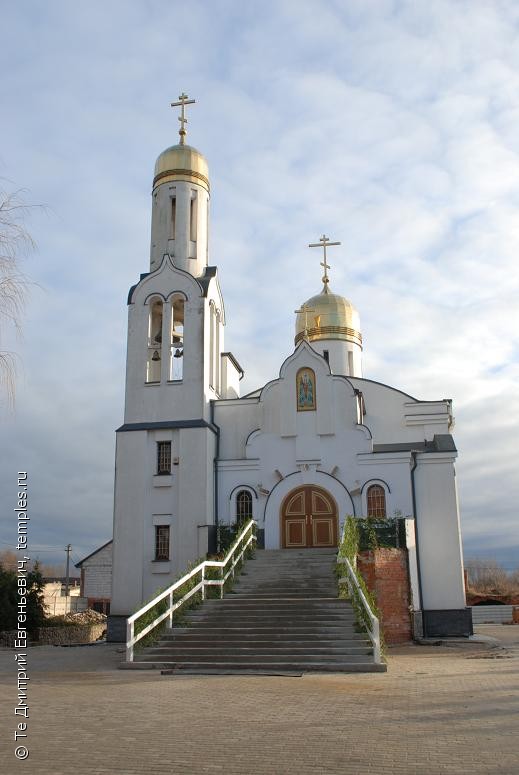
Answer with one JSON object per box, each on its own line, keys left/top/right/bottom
{"left": 281, "top": 485, "right": 338, "bottom": 549}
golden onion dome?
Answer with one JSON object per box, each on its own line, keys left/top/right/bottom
{"left": 153, "top": 143, "right": 209, "bottom": 193}
{"left": 295, "top": 286, "right": 362, "bottom": 347}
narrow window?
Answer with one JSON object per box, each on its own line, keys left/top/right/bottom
{"left": 367, "top": 485, "right": 386, "bottom": 519}
{"left": 215, "top": 310, "right": 221, "bottom": 394}
{"left": 209, "top": 303, "right": 215, "bottom": 389}
{"left": 154, "top": 525, "right": 170, "bottom": 561}
{"left": 190, "top": 192, "right": 197, "bottom": 242}
{"left": 236, "top": 490, "right": 253, "bottom": 524}
{"left": 323, "top": 350, "right": 329, "bottom": 364}
{"left": 157, "top": 441, "right": 171, "bottom": 475}
{"left": 146, "top": 299, "right": 163, "bottom": 383}
{"left": 170, "top": 296, "right": 184, "bottom": 380}
{"left": 348, "top": 350, "right": 354, "bottom": 375}
{"left": 170, "top": 196, "right": 176, "bottom": 239}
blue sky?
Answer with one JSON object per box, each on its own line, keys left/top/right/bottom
{"left": 1, "top": 0, "right": 518, "bottom": 573}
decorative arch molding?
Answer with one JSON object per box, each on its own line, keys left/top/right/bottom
{"left": 229, "top": 484, "right": 258, "bottom": 501}
{"left": 245, "top": 428, "right": 261, "bottom": 449}
{"left": 354, "top": 423, "right": 373, "bottom": 440}
{"left": 166, "top": 290, "right": 188, "bottom": 303}
{"left": 144, "top": 290, "right": 189, "bottom": 306}
{"left": 360, "top": 478, "right": 392, "bottom": 495}
{"left": 144, "top": 291, "right": 167, "bottom": 305}
{"left": 263, "top": 470, "right": 356, "bottom": 549}
{"left": 128, "top": 255, "right": 205, "bottom": 305}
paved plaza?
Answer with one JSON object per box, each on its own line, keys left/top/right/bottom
{"left": 0, "top": 626, "right": 518, "bottom": 775}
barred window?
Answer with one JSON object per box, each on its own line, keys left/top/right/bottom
{"left": 157, "top": 441, "right": 171, "bottom": 475}
{"left": 155, "top": 525, "right": 170, "bottom": 561}
{"left": 236, "top": 490, "right": 253, "bottom": 524}
{"left": 367, "top": 484, "right": 386, "bottom": 519}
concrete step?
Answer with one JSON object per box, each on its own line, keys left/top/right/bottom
{"left": 125, "top": 661, "right": 386, "bottom": 673}
{"left": 146, "top": 641, "right": 373, "bottom": 655}
{"left": 139, "top": 653, "right": 376, "bottom": 665}
{"left": 169, "top": 626, "right": 363, "bottom": 635}
{"left": 159, "top": 636, "right": 370, "bottom": 646}
{"left": 129, "top": 546, "right": 383, "bottom": 675}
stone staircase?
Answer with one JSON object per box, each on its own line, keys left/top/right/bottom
{"left": 134, "top": 548, "right": 386, "bottom": 673}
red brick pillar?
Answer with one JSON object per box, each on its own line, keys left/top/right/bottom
{"left": 358, "top": 548, "right": 412, "bottom": 644}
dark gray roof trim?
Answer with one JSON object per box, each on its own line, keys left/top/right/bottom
{"left": 127, "top": 272, "right": 150, "bottom": 304}
{"left": 222, "top": 351, "right": 244, "bottom": 378}
{"left": 116, "top": 419, "right": 218, "bottom": 433}
{"left": 75, "top": 539, "right": 113, "bottom": 568}
{"left": 198, "top": 265, "right": 217, "bottom": 297}
{"left": 373, "top": 434, "right": 457, "bottom": 454}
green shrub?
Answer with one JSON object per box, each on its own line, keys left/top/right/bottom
{"left": 337, "top": 516, "right": 385, "bottom": 653}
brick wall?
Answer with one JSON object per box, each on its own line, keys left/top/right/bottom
{"left": 357, "top": 548, "right": 412, "bottom": 644}
{"left": 82, "top": 543, "right": 112, "bottom": 599}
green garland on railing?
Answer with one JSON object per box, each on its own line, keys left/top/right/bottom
{"left": 337, "top": 516, "right": 382, "bottom": 640}
{"left": 134, "top": 559, "right": 205, "bottom": 649}
{"left": 133, "top": 521, "right": 257, "bottom": 650}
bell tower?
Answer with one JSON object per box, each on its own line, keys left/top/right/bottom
{"left": 109, "top": 97, "right": 243, "bottom": 640}
{"left": 150, "top": 93, "right": 210, "bottom": 276}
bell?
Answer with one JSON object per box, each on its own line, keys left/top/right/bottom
{"left": 151, "top": 350, "right": 161, "bottom": 362}
{"left": 173, "top": 349, "right": 183, "bottom": 359}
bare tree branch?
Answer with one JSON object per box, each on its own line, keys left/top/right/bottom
{"left": 0, "top": 185, "right": 37, "bottom": 405}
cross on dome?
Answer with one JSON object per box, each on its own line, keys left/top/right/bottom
{"left": 294, "top": 304, "right": 315, "bottom": 341}
{"left": 170, "top": 92, "right": 196, "bottom": 145}
{"left": 308, "top": 234, "right": 341, "bottom": 291}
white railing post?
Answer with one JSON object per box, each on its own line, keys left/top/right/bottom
{"left": 126, "top": 619, "right": 134, "bottom": 663}
{"left": 168, "top": 590, "right": 173, "bottom": 628}
{"left": 201, "top": 565, "right": 206, "bottom": 601}
{"left": 372, "top": 618, "right": 381, "bottom": 663}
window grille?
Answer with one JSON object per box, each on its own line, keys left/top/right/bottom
{"left": 367, "top": 484, "right": 386, "bottom": 519}
{"left": 236, "top": 490, "right": 253, "bottom": 524}
{"left": 155, "top": 525, "right": 170, "bottom": 561}
{"left": 157, "top": 441, "right": 171, "bottom": 475}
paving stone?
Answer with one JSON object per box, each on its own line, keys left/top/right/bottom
{"left": 0, "top": 625, "right": 517, "bottom": 774}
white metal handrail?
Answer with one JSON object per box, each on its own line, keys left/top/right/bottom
{"left": 336, "top": 523, "right": 382, "bottom": 664}
{"left": 126, "top": 519, "right": 256, "bottom": 662}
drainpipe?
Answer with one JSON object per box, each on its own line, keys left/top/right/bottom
{"left": 410, "top": 451, "right": 425, "bottom": 634}
{"left": 210, "top": 400, "right": 220, "bottom": 551}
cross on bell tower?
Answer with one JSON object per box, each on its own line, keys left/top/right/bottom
{"left": 170, "top": 92, "right": 196, "bottom": 145}
{"left": 308, "top": 234, "right": 341, "bottom": 292}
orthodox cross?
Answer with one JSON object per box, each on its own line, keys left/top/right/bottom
{"left": 170, "top": 92, "right": 196, "bottom": 145}
{"left": 309, "top": 234, "right": 341, "bottom": 288}
{"left": 294, "top": 305, "right": 315, "bottom": 340}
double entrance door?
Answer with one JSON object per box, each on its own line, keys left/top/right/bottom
{"left": 281, "top": 485, "right": 338, "bottom": 548}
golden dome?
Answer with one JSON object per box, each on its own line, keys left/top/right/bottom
{"left": 295, "top": 287, "right": 362, "bottom": 347}
{"left": 153, "top": 144, "right": 209, "bottom": 193}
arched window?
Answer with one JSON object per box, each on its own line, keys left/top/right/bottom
{"left": 367, "top": 484, "right": 386, "bottom": 519}
{"left": 236, "top": 490, "right": 253, "bottom": 524}
{"left": 169, "top": 296, "right": 184, "bottom": 381}
{"left": 146, "top": 298, "right": 163, "bottom": 383}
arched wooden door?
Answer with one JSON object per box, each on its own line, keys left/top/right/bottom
{"left": 281, "top": 486, "right": 338, "bottom": 548}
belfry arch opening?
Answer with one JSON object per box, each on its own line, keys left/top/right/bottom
{"left": 170, "top": 295, "right": 185, "bottom": 381}
{"left": 146, "top": 298, "right": 163, "bottom": 383}
{"left": 280, "top": 485, "right": 338, "bottom": 549}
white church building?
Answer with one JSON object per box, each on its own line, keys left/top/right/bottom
{"left": 108, "top": 97, "right": 471, "bottom": 641}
